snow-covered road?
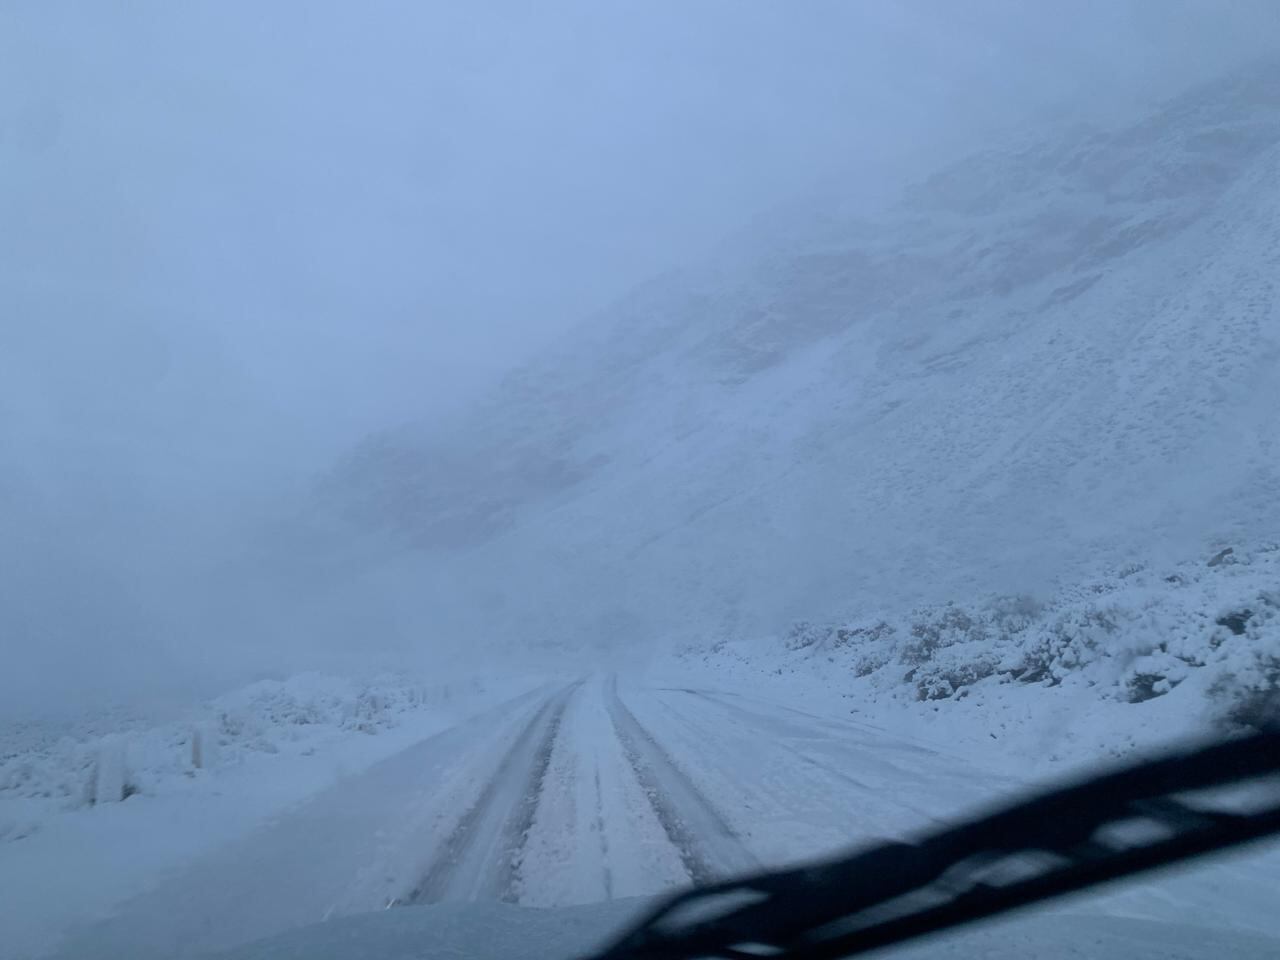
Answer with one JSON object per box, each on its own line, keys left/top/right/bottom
{"left": 46, "top": 674, "right": 1016, "bottom": 959}
{"left": 411, "top": 675, "right": 1018, "bottom": 908}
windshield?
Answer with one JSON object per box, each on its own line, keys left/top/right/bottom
{"left": 2, "top": 4, "right": 1279, "bottom": 960}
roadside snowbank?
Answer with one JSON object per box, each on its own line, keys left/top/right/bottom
{"left": 0, "top": 672, "right": 538, "bottom": 960}
{"left": 669, "top": 544, "right": 1279, "bottom": 775}
{"left": 0, "top": 673, "right": 497, "bottom": 843}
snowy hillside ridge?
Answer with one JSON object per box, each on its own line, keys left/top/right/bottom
{"left": 316, "top": 59, "right": 1280, "bottom": 550}
{"left": 0, "top": 673, "right": 483, "bottom": 842}
{"left": 680, "top": 544, "right": 1278, "bottom": 732}
{"left": 297, "top": 59, "right": 1280, "bottom": 659}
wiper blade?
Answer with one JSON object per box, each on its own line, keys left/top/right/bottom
{"left": 591, "top": 728, "right": 1280, "bottom": 960}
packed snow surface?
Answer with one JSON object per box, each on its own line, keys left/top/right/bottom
{"left": 6, "top": 644, "right": 1276, "bottom": 960}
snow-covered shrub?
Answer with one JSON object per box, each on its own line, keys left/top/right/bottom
{"left": 853, "top": 647, "right": 892, "bottom": 677}
{"left": 1215, "top": 608, "right": 1254, "bottom": 636}
{"left": 1207, "top": 655, "right": 1280, "bottom": 730}
{"left": 211, "top": 673, "right": 430, "bottom": 748}
{"left": 889, "top": 596, "right": 1039, "bottom": 698}
{"left": 831, "top": 620, "right": 896, "bottom": 649}
{"left": 899, "top": 605, "right": 982, "bottom": 666}
{"left": 726, "top": 542, "right": 1279, "bottom": 715}
{"left": 1125, "top": 670, "right": 1180, "bottom": 703}
{"left": 1006, "top": 606, "right": 1118, "bottom": 685}
{"left": 785, "top": 621, "right": 826, "bottom": 651}
{"left": 783, "top": 618, "right": 898, "bottom": 670}
{"left": 0, "top": 672, "right": 462, "bottom": 837}
{"left": 0, "top": 737, "right": 96, "bottom": 808}
{"left": 1204, "top": 587, "right": 1280, "bottom": 730}
{"left": 910, "top": 653, "right": 1000, "bottom": 701}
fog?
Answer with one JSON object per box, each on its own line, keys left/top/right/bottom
{"left": 2, "top": 1, "right": 1277, "bottom": 716}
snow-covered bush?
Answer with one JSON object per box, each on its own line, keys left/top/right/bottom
{"left": 1203, "top": 585, "right": 1280, "bottom": 730}
{"left": 1004, "top": 605, "right": 1118, "bottom": 685}
{"left": 706, "top": 543, "right": 1279, "bottom": 714}
{"left": 1207, "top": 655, "right": 1280, "bottom": 730}
{"left": 784, "top": 621, "right": 826, "bottom": 651}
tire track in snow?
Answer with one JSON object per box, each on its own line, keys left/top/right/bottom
{"left": 506, "top": 685, "right": 580, "bottom": 902}
{"left": 605, "top": 677, "right": 758, "bottom": 885}
{"left": 517, "top": 675, "right": 690, "bottom": 905}
{"left": 406, "top": 681, "right": 580, "bottom": 904}
{"left": 593, "top": 768, "right": 615, "bottom": 900}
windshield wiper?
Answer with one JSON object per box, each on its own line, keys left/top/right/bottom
{"left": 591, "top": 728, "right": 1280, "bottom": 960}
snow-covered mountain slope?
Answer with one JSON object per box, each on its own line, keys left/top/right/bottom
{"left": 314, "top": 62, "right": 1280, "bottom": 652}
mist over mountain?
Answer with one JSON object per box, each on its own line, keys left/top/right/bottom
{"left": 6, "top": 3, "right": 1280, "bottom": 714}
{"left": 314, "top": 60, "right": 1280, "bottom": 660}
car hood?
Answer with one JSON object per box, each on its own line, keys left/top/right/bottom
{"left": 208, "top": 899, "right": 1280, "bottom": 960}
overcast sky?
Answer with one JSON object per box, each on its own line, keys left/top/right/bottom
{"left": 6, "top": 2, "right": 1276, "bottom": 460}
{"left": 3, "top": 1, "right": 1278, "bottom": 711}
